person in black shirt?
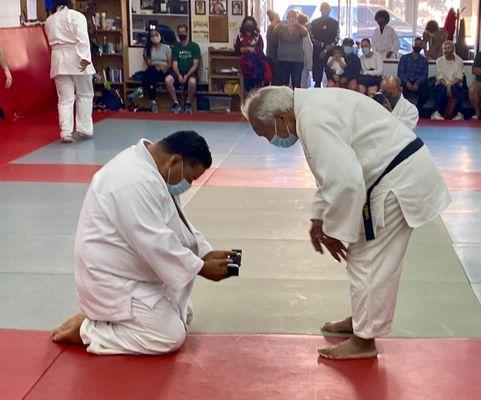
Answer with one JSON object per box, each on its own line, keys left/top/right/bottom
{"left": 309, "top": 2, "right": 339, "bottom": 87}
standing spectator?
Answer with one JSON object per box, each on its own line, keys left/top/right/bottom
{"left": 397, "top": 37, "right": 430, "bottom": 111}
{"left": 234, "top": 16, "right": 267, "bottom": 93}
{"left": 309, "top": 2, "right": 339, "bottom": 87}
{"left": 0, "top": 45, "right": 12, "bottom": 90}
{"left": 165, "top": 24, "right": 201, "bottom": 114}
{"left": 326, "top": 38, "right": 360, "bottom": 91}
{"left": 266, "top": 10, "right": 280, "bottom": 84}
{"left": 358, "top": 38, "right": 383, "bottom": 96}
{"left": 273, "top": 10, "right": 308, "bottom": 88}
{"left": 372, "top": 10, "right": 399, "bottom": 60}
{"left": 298, "top": 12, "right": 313, "bottom": 88}
{"left": 128, "top": 28, "right": 172, "bottom": 113}
{"left": 423, "top": 20, "right": 447, "bottom": 60}
{"left": 432, "top": 41, "right": 464, "bottom": 120}
{"left": 468, "top": 50, "right": 481, "bottom": 119}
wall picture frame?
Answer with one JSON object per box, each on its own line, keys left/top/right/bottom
{"left": 209, "top": 0, "right": 227, "bottom": 15}
{"left": 232, "top": 1, "right": 242, "bottom": 16}
{"left": 195, "top": 0, "right": 206, "bottom": 15}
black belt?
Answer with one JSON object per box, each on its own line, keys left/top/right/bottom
{"left": 363, "top": 137, "right": 424, "bottom": 241}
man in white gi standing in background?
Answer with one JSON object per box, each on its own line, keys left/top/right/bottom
{"left": 53, "top": 131, "right": 234, "bottom": 354}
{"left": 242, "top": 87, "right": 451, "bottom": 360}
{"left": 45, "top": 0, "right": 95, "bottom": 143}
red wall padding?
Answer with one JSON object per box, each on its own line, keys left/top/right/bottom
{"left": 0, "top": 26, "right": 56, "bottom": 121}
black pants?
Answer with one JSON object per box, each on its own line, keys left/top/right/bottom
{"left": 244, "top": 77, "right": 263, "bottom": 93}
{"left": 312, "top": 49, "right": 330, "bottom": 87}
{"left": 402, "top": 81, "right": 430, "bottom": 111}
{"left": 277, "top": 61, "right": 303, "bottom": 88}
{"left": 143, "top": 66, "right": 168, "bottom": 100}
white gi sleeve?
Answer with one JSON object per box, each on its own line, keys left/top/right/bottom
{"left": 191, "top": 226, "right": 214, "bottom": 258}
{"left": 70, "top": 11, "right": 92, "bottom": 62}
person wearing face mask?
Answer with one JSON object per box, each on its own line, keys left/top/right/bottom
{"left": 128, "top": 28, "right": 172, "bottom": 113}
{"left": 397, "top": 37, "right": 429, "bottom": 113}
{"left": 326, "top": 38, "right": 360, "bottom": 91}
{"left": 234, "top": 16, "right": 268, "bottom": 93}
{"left": 423, "top": 20, "right": 447, "bottom": 61}
{"left": 372, "top": 10, "right": 399, "bottom": 60}
{"left": 309, "top": 2, "right": 340, "bottom": 87}
{"left": 242, "top": 86, "right": 450, "bottom": 360}
{"left": 358, "top": 38, "right": 383, "bottom": 97}
{"left": 375, "top": 75, "right": 419, "bottom": 131}
{"left": 432, "top": 40, "right": 464, "bottom": 120}
{"left": 52, "top": 131, "right": 235, "bottom": 355}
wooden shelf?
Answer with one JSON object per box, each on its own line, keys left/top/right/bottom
{"left": 211, "top": 74, "right": 240, "bottom": 79}
{"left": 100, "top": 53, "right": 124, "bottom": 57}
{"left": 132, "top": 13, "right": 188, "bottom": 18}
{"left": 211, "top": 55, "right": 238, "bottom": 61}
{"left": 94, "top": 82, "right": 124, "bottom": 86}
{"left": 96, "top": 30, "right": 122, "bottom": 33}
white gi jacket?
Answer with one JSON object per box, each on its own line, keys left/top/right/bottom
{"left": 392, "top": 93, "right": 419, "bottom": 131}
{"left": 372, "top": 25, "right": 400, "bottom": 59}
{"left": 45, "top": 6, "right": 96, "bottom": 78}
{"left": 75, "top": 139, "right": 212, "bottom": 324}
{"left": 294, "top": 88, "right": 451, "bottom": 243}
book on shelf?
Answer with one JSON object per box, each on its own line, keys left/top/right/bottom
{"left": 99, "top": 68, "right": 124, "bottom": 84}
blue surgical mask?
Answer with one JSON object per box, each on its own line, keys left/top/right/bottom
{"left": 270, "top": 118, "right": 298, "bottom": 148}
{"left": 362, "top": 47, "right": 370, "bottom": 55}
{"left": 166, "top": 164, "right": 191, "bottom": 196}
{"left": 343, "top": 46, "right": 353, "bottom": 55}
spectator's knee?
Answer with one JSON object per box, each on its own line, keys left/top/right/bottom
{"left": 188, "top": 77, "right": 197, "bottom": 86}
{"left": 165, "top": 75, "right": 174, "bottom": 86}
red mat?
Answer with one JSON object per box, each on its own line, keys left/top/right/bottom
{"left": 1, "top": 330, "right": 479, "bottom": 400}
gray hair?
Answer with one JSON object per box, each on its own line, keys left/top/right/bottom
{"left": 382, "top": 74, "right": 402, "bottom": 88}
{"left": 241, "top": 86, "right": 294, "bottom": 125}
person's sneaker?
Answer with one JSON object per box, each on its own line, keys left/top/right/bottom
{"left": 151, "top": 101, "right": 158, "bottom": 113}
{"left": 184, "top": 103, "right": 193, "bottom": 114}
{"left": 127, "top": 87, "right": 143, "bottom": 100}
{"left": 471, "top": 114, "right": 479, "bottom": 120}
{"left": 431, "top": 111, "right": 444, "bottom": 120}
{"left": 171, "top": 102, "right": 181, "bottom": 113}
{"left": 60, "top": 135, "right": 75, "bottom": 143}
{"left": 453, "top": 112, "right": 464, "bottom": 120}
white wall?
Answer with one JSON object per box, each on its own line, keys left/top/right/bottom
{"left": 0, "top": 0, "right": 21, "bottom": 27}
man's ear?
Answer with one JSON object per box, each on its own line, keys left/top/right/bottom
{"left": 169, "top": 154, "right": 183, "bottom": 167}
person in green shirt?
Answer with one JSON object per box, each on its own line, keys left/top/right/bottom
{"left": 165, "top": 24, "right": 201, "bottom": 114}
{"left": 468, "top": 51, "right": 481, "bottom": 119}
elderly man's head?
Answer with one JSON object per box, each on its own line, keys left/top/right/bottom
{"left": 241, "top": 86, "right": 298, "bottom": 147}
{"left": 379, "top": 75, "right": 402, "bottom": 110}
{"left": 443, "top": 40, "right": 455, "bottom": 59}
{"left": 320, "top": 2, "right": 331, "bottom": 17}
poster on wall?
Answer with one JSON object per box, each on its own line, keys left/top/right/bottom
{"left": 195, "top": 1, "right": 206, "bottom": 15}
{"left": 192, "top": 16, "right": 209, "bottom": 42}
{"left": 209, "top": 15, "right": 229, "bottom": 42}
{"left": 209, "top": 0, "right": 227, "bottom": 15}
{"left": 232, "top": 1, "right": 243, "bottom": 16}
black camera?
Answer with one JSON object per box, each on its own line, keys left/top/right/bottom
{"left": 227, "top": 249, "right": 242, "bottom": 276}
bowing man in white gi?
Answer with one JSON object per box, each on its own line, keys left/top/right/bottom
{"left": 45, "top": 0, "right": 95, "bottom": 143}
{"left": 372, "top": 9, "right": 400, "bottom": 60}
{"left": 375, "top": 75, "right": 419, "bottom": 131}
{"left": 242, "top": 86, "right": 451, "bottom": 360}
{"left": 52, "top": 131, "right": 234, "bottom": 355}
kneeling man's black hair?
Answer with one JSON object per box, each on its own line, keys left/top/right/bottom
{"left": 161, "top": 131, "right": 212, "bottom": 168}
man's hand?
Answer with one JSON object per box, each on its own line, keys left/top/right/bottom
{"left": 412, "top": 83, "right": 419, "bottom": 91}
{"left": 202, "top": 250, "right": 236, "bottom": 262}
{"left": 333, "top": 74, "right": 340, "bottom": 82}
{"left": 446, "top": 84, "right": 452, "bottom": 97}
{"left": 309, "top": 219, "right": 347, "bottom": 262}
{"left": 79, "top": 59, "right": 91, "bottom": 72}
{"left": 199, "top": 258, "right": 231, "bottom": 281}
{"left": 319, "top": 50, "right": 327, "bottom": 59}
{"left": 4, "top": 69, "right": 12, "bottom": 89}
{"left": 178, "top": 74, "right": 185, "bottom": 84}
{"left": 386, "top": 51, "right": 393, "bottom": 59}
{"left": 325, "top": 44, "right": 333, "bottom": 52}
{"left": 406, "top": 82, "right": 413, "bottom": 90}
{"left": 340, "top": 77, "right": 347, "bottom": 85}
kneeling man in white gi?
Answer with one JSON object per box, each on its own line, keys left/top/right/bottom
{"left": 53, "top": 131, "right": 233, "bottom": 355}
{"left": 242, "top": 87, "right": 451, "bottom": 360}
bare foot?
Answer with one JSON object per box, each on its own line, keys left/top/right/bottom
{"left": 321, "top": 316, "right": 353, "bottom": 334}
{"left": 318, "top": 336, "right": 378, "bottom": 360}
{"left": 52, "top": 314, "right": 86, "bottom": 345}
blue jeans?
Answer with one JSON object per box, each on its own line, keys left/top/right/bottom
{"left": 435, "top": 83, "right": 462, "bottom": 114}
{"left": 277, "top": 61, "right": 304, "bottom": 88}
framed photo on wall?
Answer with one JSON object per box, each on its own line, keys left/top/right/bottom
{"left": 195, "top": 0, "right": 206, "bottom": 15}
{"left": 232, "top": 1, "right": 243, "bottom": 16}
{"left": 140, "top": 0, "right": 155, "bottom": 10}
{"left": 209, "top": 0, "right": 227, "bottom": 15}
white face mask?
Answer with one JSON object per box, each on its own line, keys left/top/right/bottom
{"left": 151, "top": 36, "right": 161, "bottom": 44}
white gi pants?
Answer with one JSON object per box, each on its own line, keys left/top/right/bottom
{"left": 79, "top": 298, "right": 187, "bottom": 355}
{"left": 346, "top": 192, "right": 413, "bottom": 339}
{"left": 300, "top": 69, "right": 311, "bottom": 88}
{"left": 54, "top": 75, "right": 94, "bottom": 139}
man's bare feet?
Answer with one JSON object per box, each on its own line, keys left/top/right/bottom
{"left": 52, "top": 314, "right": 86, "bottom": 345}
{"left": 318, "top": 336, "right": 378, "bottom": 360}
{"left": 321, "top": 316, "right": 353, "bottom": 334}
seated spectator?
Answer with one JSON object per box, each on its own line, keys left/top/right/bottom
{"left": 377, "top": 75, "right": 419, "bottom": 131}
{"left": 468, "top": 50, "right": 481, "bottom": 119}
{"left": 298, "top": 12, "right": 313, "bottom": 88}
{"left": 397, "top": 37, "right": 430, "bottom": 111}
{"left": 372, "top": 9, "right": 399, "bottom": 60}
{"left": 358, "top": 38, "right": 383, "bottom": 96}
{"left": 273, "top": 10, "right": 308, "bottom": 88}
{"left": 326, "top": 39, "right": 360, "bottom": 91}
{"left": 423, "top": 20, "right": 447, "bottom": 61}
{"left": 234, "top": 16, "right": 267, "bottom": 93}
{"left": 128, "top": 28, "right": 172, "bottom": 113}
{"left": 432, "top": 40, "right": 464, "bottom": 120}
{"left": 165, "top": 24, "right": 201, "bottom": 114}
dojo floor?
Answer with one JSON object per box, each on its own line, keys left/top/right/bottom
{"left": 1, "top": 111, "right": 480, "bottom": 399}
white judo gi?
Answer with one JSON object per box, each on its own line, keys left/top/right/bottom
{"left": 392, "top": 93, "right": 419, "bottom": 131}
{"left": 45, "top": 6, "right": 95, "bottom": 139}
{"left": 294, "top": 88, "right": 451, "bottom": 338}
{"left": 75, "top": 139, "right": 213, "bottom": 354}
{"left": 372, "top": 25, "right": 399, "bottom": 59}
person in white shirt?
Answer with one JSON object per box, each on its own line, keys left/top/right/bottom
{"left": 358, "top": 38, "right": 383, "bottom": 96}
{"left": 298, "top": 12, "right": 313, "bottom": 88}
{"left": 52, "top": 131, "right": 235, "bottom": 355}
{"left": 374, "top": 76, "right": 419, "bottom": 131}
{"left": 44, "top": 0, "right": 95, "bottom": 143}
{"left": 242, "top": 86, "right": 450, "bottom": 360}
{"left": 372, "top": 9, "right": 400, "bottom": 60}
{"left": 432, "top": 40, "right": 465, "bottom": 120}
